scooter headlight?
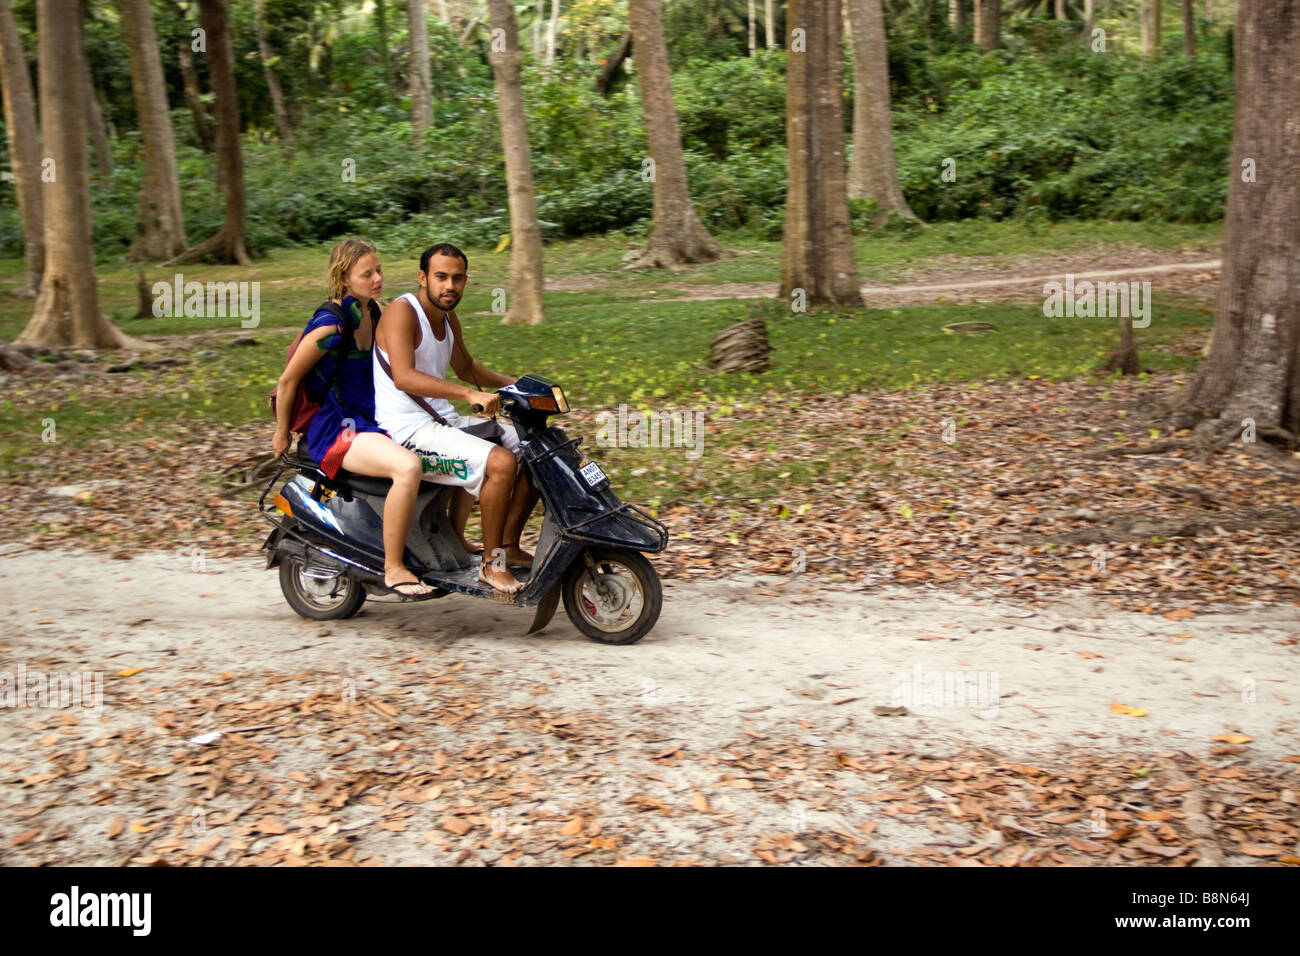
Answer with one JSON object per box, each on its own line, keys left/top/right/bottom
{"left": 529, "top": 387, "right": 569, "bottom": 414}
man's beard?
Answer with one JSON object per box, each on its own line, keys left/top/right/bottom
{"left": 422, "top": 287, "right": 460, "bottom": 310}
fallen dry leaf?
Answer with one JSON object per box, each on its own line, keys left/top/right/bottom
{"left": 1109, "top": 702, "right": 1148, "bottom": 717}
{"left": 1238, "top": 844, "right": 1279, "bottom": 857}
{"left": 441, "top": 817, "right": 472, "bottom": 836}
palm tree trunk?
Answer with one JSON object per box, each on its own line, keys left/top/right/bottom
{"left": 625, "top": 0, "right": 727, "bottom": 267}
{"left": 176, "top": 33, "right": 214, "bottom": 151}
{"left": 1176, "top": 0, "right": 1300, "bottom": 437}
{"left": 376, "top": 0, "right": 393, "bottom": 89}
{"left": 846, "top": 0, "right": 914, "bottom": 218}
{"left": 408, "top": 0, "right": 432, "bottom": 141}
{"left": 81, "top": 45, "right": 113, "bottom": 177}
{"left": 173, "top": 0, "right": 248, "bottom": 264}
{"left": 976, "top": 0, "right": 1000, "bottom": 52}
{"left": 18, "top": 0, "right": 131, "bottom": 348}
{"left": 487, "top": 0, "right": 546, "bottom": 324}
{"left": 780, "top": 0, "right": 861, "bottom": 307}
{"left": 546, "top": 0, "right": 559, "bottom": 65}
{"left": 119, "top": 0, "right": 187, "bottom": 260}
{"left": 0, "top": 0, "right": 44, "bottom": 295}
{"left": 254, "top": 0, "right": 292, "bottom": 146}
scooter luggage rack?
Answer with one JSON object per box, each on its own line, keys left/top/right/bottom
{"left": 257, "top": 455, "right": 292, "bottom": 513}
{"left": 564, "top": 502, "right": 669, "bottom": 551}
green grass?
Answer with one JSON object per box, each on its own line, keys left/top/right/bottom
{"left": 0, "top": 294, "right": 1213, "bottom": 477}
{"left": 0, "top": 221, "right": 1219, "bottom": 492}
{"left": 0, "top": 218, "right": 1221, "bottom": 340}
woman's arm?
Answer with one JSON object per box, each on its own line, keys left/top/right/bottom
{"left": 273, "top": 323, "right": 340, "bottom": 456}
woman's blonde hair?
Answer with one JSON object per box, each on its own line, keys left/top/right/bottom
{"left": 326, "top": 238, "right": 377, "bottom": 300}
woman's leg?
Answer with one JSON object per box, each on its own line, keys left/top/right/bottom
{"left": 340, "top": 433, "right": 430, "bottom": 592}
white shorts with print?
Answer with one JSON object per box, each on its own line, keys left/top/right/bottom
{"left": 402, "top": 414, "right": 522, "bottom": 498}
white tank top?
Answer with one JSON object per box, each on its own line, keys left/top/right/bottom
{"left": 373, "top": 291, "right": 459, "bottom": 445}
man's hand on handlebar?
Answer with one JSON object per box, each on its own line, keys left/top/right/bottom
{"left": 469, "top": 390, "right": 500, "bottom": 416}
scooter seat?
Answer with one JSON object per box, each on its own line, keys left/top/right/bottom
{"left": 293, "top": 439, "right": 393, "bottom": 497}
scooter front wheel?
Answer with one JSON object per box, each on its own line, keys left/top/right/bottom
{"left": 562, "top": 548, "right": 662, "bottom": 645}
{"left": 279, "top": 557, "right": 367, "bottom": 621}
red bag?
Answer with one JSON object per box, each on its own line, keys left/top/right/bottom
{"left": 269, "top": 302, "right": 353, "bottom": 436}
{"left": 268, "top": 332, "right": 321, "bottom": 435}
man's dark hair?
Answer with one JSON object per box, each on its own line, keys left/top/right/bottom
{"left": 419, "top": 243, "right": 469, "bottom": 274}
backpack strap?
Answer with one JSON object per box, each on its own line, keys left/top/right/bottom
{"left": 314, "top": 299, "right": 374, "bottom": 408}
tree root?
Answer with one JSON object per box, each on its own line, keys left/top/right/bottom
{"left": 622, "top": 240, "right": 735, "bottom": 271}
{"left": 1008, "top": 505, "right": 1300, "bottom": 546}
{"left": 168, "top": 227, "right": 250, "bottom": 266}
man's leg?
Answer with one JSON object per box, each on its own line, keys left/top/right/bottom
{"left": 403, "top": 419, "right": 523, "bottom": 594}
{"left": 450, "top": 488, "right": 476, "bottom": 552}
{"left": 478, "top": 446, "right": 522, "bottom": 593}
{"left": 502, "top": 468, "right": 541, "bottom": 567}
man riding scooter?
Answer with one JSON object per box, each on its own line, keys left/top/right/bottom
{"left": 372, "top": 243, "right": 540, "bottom": 595}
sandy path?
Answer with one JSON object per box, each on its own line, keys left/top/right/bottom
{"left": 1, "top": 548, "right": 1295, "bottom": 866}
{"left": 653, "top": 258, "right": 1223, "bottom": 305}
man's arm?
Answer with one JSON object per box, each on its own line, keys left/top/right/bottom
{"left": 446, "top": 311, "right": 516, "bottom": 389}
{"left": 378, "top": 297, "right": 491, "bottom": 404}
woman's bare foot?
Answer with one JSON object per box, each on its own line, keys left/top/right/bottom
{"left": 385, "top": 566, "right": 434, "bottom": 599}
{"left": 458, "top": 537, "right": 483, "bottom": 555}
{"left": 478, "top": 562, "right": 523, "bottom": 595}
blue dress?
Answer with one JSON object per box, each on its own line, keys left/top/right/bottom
{"left": 302, "top": 297, "right": 388, "bottom": 477}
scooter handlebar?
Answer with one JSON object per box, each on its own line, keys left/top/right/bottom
{"left": 469, "top": 403, "right": 484, "bottom": 413}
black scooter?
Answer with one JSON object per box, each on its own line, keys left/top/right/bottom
{"left": 259, "top": 375, "right": 669, "bottom": 644}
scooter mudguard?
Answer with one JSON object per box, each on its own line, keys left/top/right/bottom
{"left": 526, "top": 582, "right": 562, "bottom": 634}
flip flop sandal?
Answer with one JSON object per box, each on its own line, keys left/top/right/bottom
{"left": 386, "top": 580, "right": 439, "bottom": 602}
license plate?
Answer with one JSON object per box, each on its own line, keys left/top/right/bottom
{"left": 579, "top": 460, "right": 607, "bottom": 488}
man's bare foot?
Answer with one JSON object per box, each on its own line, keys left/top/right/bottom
{"left": 503, "top": 542, "right": 534, "bottom": 568}
{"left": 478, "top": 562, "right": 523, "bottom": 595}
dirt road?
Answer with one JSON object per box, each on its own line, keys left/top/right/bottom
{"left": 2, "top": 547, "right": 1296, "bottom": 866}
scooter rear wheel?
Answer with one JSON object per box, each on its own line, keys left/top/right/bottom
{"left": 279, "top": 557, "right": 367, "bottom": 621}
{"left": 562, "top": 548, "right": 662, "bottom": 645}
